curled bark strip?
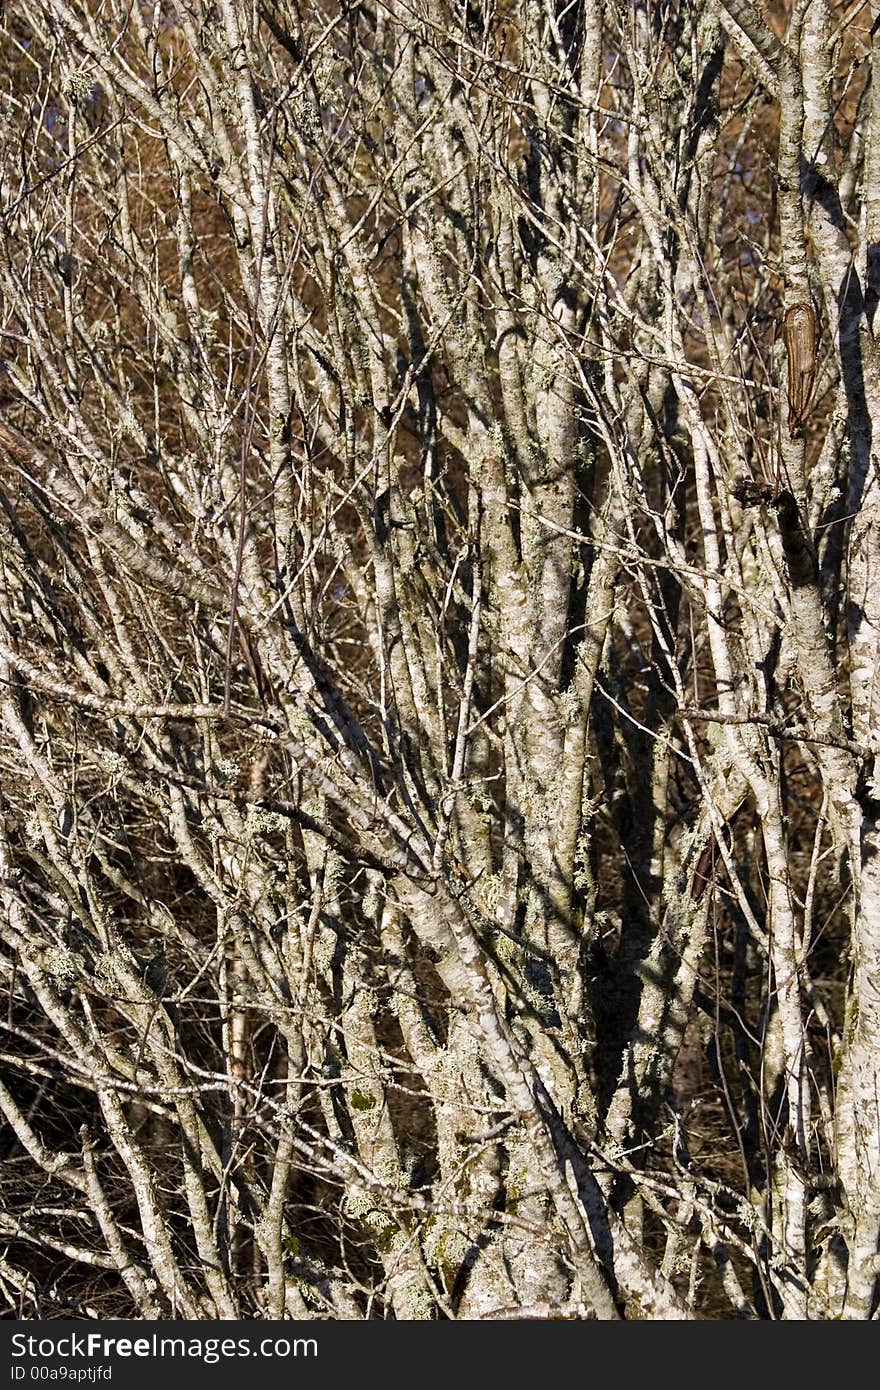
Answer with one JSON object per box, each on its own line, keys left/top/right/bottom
{"left": 690, "top": 823, "right": 730, "bottom": 902}
{"left": 783, "top": 303, "right": 818, "bottom": 439}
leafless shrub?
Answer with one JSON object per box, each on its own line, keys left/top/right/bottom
{"left": 0, "top": 0, "right": 878, "bottom": 1320}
